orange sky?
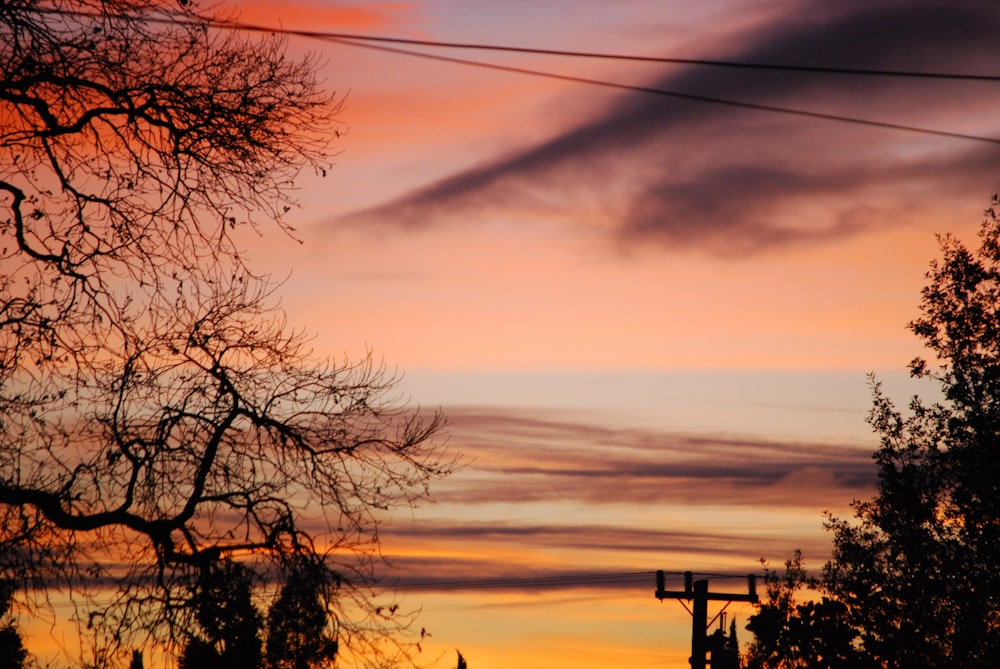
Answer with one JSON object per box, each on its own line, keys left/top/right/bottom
{"left": 220, "top": 2, "right": 1000, "bottom": 668}
{"left": 18, "top": 1, "right": 1000, "bottom": 668}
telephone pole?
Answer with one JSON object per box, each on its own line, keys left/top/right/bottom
{"left": 654, "top": 570, "right": 758, "bottom": 669}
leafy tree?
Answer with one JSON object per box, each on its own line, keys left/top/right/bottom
{"left": 0, "top": 0, "right": 451, "bottom": 665}
{"left": 823, "top": 196, "right": 1000, "bottom": 667}
{"left": 745, "top": 552, "right": 868, "bottom": 669}
{"left": 746, "top": 552, "right": 812, "bottom": 668}
{"left": 749, "top": 197, "right": 1000, "bottom": 668}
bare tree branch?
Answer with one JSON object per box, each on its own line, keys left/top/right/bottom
{"left": 0, "top": 2, "right": 452, "bottom": 666}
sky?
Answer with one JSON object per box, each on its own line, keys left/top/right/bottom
{"left": 220, "top": 2, "right": 1000, "bottom": 668}
{"left": 45, "top": 1, "right": 1000, "bottom": 668}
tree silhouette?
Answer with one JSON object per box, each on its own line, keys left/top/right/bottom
{"left": 0, "top": 0, "right": 451, "bottom": 664}
{"left": 180, "top": 561, "right": 263, "bottom": 669}
{"left": 0, "top": 580, "right": 27, "bottom": 669}
{"left": 748, "top": 196, "right": 1000, "bottom": 667}
{"left": 265, "top": 561, "right": 337, "bottom": 669}
{"left": 744, "top": 553, "right": 869, "bottom": 669}
{"left": 824, "top": 196, "right": 1000, "bottom": 667}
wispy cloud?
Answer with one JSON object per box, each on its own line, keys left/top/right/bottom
{"left": 383, "top": 553, "right": 749, "bottom": 593}
{"left": 369, "top": 406, "right": 872, "bottom": 592}
{"left": 378, "top": 523, "right": 832, "bottom": 593}
{"left": 336, "top": 0, "right": 1000, "bottom": 254}
{"left": 432, "top": 408, "right": 875, "bottom": 508}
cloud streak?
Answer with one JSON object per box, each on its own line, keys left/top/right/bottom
{"left": 431, "top": 407, "right": 875, "bottom": 508}
{"left": 337, "top": 0, "right": 1000, "bottom": 254}
{"left": 370, "top": 406, "right": 873, "bottom": 592}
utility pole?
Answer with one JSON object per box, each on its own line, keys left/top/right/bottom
{"left": 655, "top": 570, "right": 758, "bottom": 669}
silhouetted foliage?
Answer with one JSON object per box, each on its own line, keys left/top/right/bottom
{"left": 128, "top": 650, "right": 143, "bottom": 669}
{"left": 745, "top": 552, "right": 868, "bottom": 669}
{"left": 0, "top": 580, "right": 27, "bottom": 669}
{"left": 823, "top": 196, "right": 1000, "bottom": 667}
{"left": 749, "top": 197, "right": 1000, "bottom": 668}
{"left": 707, "top": 618, "right": 740, "bottom": 669}
{"left": 456, "top": 649, "right": 467, "bottom": 669}
{"left": 265, "top": 561, "right": 338, "bottom": 669}
{"left": 0, "top": 0, "right": 451, "bottom": 665}
{"left": 180, "top": 561, "right": 263, "bottom": 669}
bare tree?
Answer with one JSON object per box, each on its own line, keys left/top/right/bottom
{"left": 0, "top": 1, "right": 450, "bottom": 665}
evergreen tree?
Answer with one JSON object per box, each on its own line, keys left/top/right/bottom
{"left": 265, "top": 565, "right": 337, "bottom": 669}
{"left": 180, "top": 562, "right": 263, "bottom": 669}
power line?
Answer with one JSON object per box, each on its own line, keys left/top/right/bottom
{"left": 321, "top": 36, "right": 1000, "bottom": 146}
{"left": 390, "top": 570, "right": 652, "bottom": 591}
{"left": 387, "top": 570, "right": 756, "bottom": 592}
{"left": 23, "top": 7, "right": 1000, "bottom": 145}
{"left": 28, "top": 6, "right": 1000, "bottom": 82}
{"left": 205, "top": 23, "right": 1000, "bottom": 84}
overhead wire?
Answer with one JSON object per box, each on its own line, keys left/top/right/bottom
{"left": 202, "top": 23, "right": 1000, "bottom": 84}
{"left": 29, "top": 6, "right": 1000, "bottom": 83}
{"left": 388, "top": 569, "right": 759, "bottom": 591}
{"left": 315, "top": 36, "right": 1000, "bottom": 146}
{"left": 391, "top": 570, "right": 653, "bottom": 591}
{"left": 22, "top": 6, "right": 1000, "bottom": 145}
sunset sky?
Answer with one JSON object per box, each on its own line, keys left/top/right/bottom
{"left": 211, "top": 0, "right": 1000, "bottom": 669}
{"left": 123, "top": 1, "right": 1000, "bottom": 667}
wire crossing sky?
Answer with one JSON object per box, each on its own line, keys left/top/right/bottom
{"left": 324, "top": 36, "right": 1000, "bottom": 145}
{"left": 200, "top": 17, "right": 1000, "bottom": 83}
{"left": 32, "top": 6, "right": 1000, "bottom": 144}
{"left": 391, "top": 570, "right": 757, "bottom": 591}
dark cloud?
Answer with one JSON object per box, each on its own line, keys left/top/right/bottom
{"left": 432, "top": 407, "right": 875, "bottom": 507}
{"left": 388, "top": 522, "right": 830, "bottom": 560}
{"left": 377, "top": 523, "right": 833, "bottom": 593}
{"left": 337, "top": 0, "right": 1000, "bottom": 254}
{"left": 366, "top": 407, "right": 863, "bottom": 593}
{"left": 382, "top": 526, "right": 825, "bottom": 592}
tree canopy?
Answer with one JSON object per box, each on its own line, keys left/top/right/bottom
{"left": 0, "top": 1, "right": 452, "bottom": 665}
{"left": 748, "top": 196, "right": 1000, "bottom": 668}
